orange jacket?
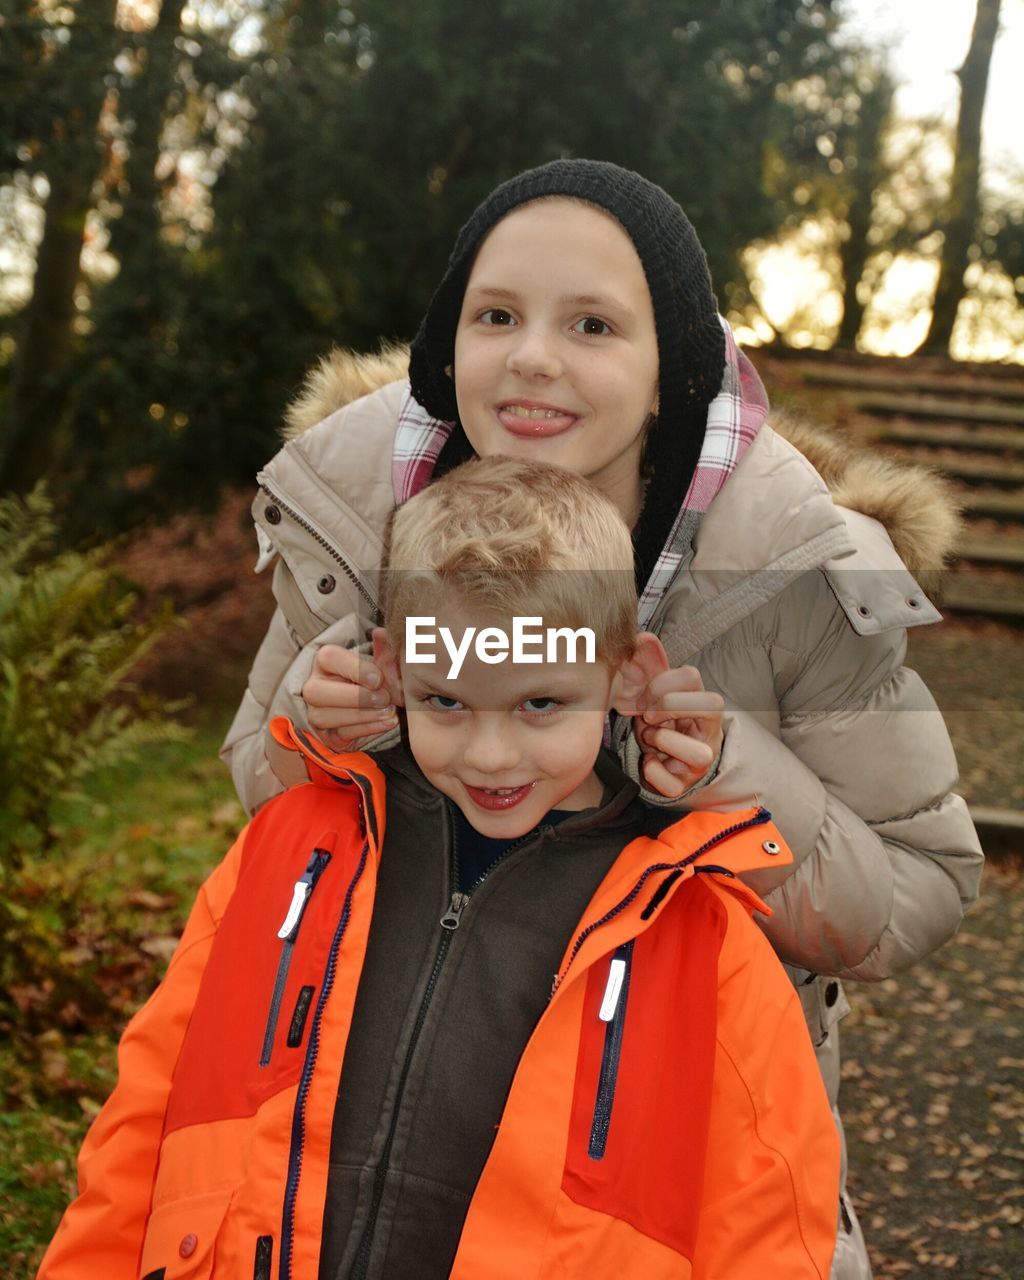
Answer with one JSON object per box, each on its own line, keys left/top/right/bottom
{"left": 40, "top": 722, "right": 839, "bottom": 1279}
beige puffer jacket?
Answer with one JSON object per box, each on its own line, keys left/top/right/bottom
{"left": 224, "top": 349, "right": 981, "bottom": 976}
{"left": 222, "top": 351, "right": 982, "bottom": 1278}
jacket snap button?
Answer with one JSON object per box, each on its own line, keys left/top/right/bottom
{"left": 762, "top": 839, "right": 782, "bottom": 855}
{"left": 179, "top": 1233, "right": 198, "bottom": 1258}
{"left": 857, "top": 604, "right": 872, "bottom": 618}
{"left": 317, "top": 574, "right": 336, "bottom": 594}
{"left": 825, "top": 981, "right": 840, "bottom": 1008}
{"left": 264, "top": 504, "right": 282, "bottom": 525}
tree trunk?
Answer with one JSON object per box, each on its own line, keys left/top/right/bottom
{"left": 1, "top": 0, "right": 120, "bottom": 495}
{"left": 916, "top": 0, "right": 1002, "bottom": 356}
{"left": 105, "top": 0, "right": 186, "bottom": 275}
{"left": 835, "top": 70, "right": 893, "bottom": 350}
{"left": 836, "top": 189, "right": 874, "bottom": 348}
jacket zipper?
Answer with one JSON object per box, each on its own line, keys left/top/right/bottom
{"left": 349, "top": 808, "right": 547, "bottom": 1279}
{"left": 552, "top": 809, "right": 771, "bottom": 997}
{"left": 280, "top": 838, "right": 370, "bottom": 1280}
{"left": 258, "top": 480, "right": 380, "bottom": 617}
{"left": 588, "top": 939, "right": 634, "bottom": 1160}
{"left": 259, "top": 848, "right": 332, "bottom": 1067}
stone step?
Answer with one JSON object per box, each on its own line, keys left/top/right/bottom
{"left": 876, "top": 423, "right": 1024, "bottom": 454}
{"left": 940, "top": 584, "right": 1024, "bottom": 621}
{"left": 887, "top": 453, "right": 1024, "bottom": 488}
{"left": 859, "top": 394, "right": 1024, "bottom": 426}
{"left": 968, "top": 807, "right": 1024, "bottom": 859}
{"left": 961, "top": 492, "right": 1024, "bottom": 521}
{"left": 957, "top": 538, "right": 1024, "bottom": 568}
{"left": 797, "top": 365, "right": 1024, "bottom": 403}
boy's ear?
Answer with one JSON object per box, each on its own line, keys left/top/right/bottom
{"left": 371, "top": 627, "right": 406, "bottom": 707}
{"left": 610, "top": 631, "right": 668, "bottom": 716}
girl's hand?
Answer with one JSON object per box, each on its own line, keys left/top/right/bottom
{"left": 633, "top": 665, "right": 724, "bottom": 799}
{"left": 301, "top": 644, "right": 399, "bottom": 751}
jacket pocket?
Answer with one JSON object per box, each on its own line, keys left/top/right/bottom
{"left": 588, "top": 941, "right": 634, "bottom": 1160}
{"left": 260, "top": 848, "right": 332, "bottom": 1066}
{"left": 139, "top": 1190, "right": 232, "bottom": 1279}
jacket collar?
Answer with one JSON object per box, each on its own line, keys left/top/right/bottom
{"left": 552, "top": 805, "right": 788, "bottom": 997}
{"left": 651, "top": 426, "right": 856, "bottom": 663}
{"left": 274, "top": 716, "right": 643, "bottom": 838}
{"left": 270, "top": 717, "right": 790, "bottom": 998}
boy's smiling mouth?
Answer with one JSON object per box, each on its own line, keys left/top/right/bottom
{"left": 462, "top": 781, "right": 538, "bottom": 811}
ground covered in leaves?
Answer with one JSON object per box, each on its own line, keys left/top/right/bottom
{"left": 905, "top": 619, "right": 1024, "bottom": 812}
{"left": 0, "top": 728, "right": 244, "bottom": 1275}
{"left": 842, "top": 856, "right": 1024, "bottom": 1278}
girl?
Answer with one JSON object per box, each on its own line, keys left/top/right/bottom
{"left": 222, "top": 159, "right": 983, "bottom": 1279}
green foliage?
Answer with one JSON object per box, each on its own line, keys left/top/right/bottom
{"left": 0, "top": 485, "right": 190, "bottom": 1013}
{"left": 0, "top": 487, "right": 188, "bottom": 860}
{"left": 985, "top": 203, "right": 1024, "bottom": 303}
{"left": 25, "top": 0, "right": 1018, "bottom": 521}
{"left": 0, "top": 725, "right": 242, "bottom": 1271}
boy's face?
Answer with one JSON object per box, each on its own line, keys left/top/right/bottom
{"left": 375, "top": 603, "right": 639, "bottom": 839}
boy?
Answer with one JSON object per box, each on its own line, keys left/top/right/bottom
{"left": 39, "top": 458, "right": 838, "bottom": 1280}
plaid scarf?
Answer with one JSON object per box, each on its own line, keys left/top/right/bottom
{"left": 392, "top": 316, "right": 768, "bottom": 628}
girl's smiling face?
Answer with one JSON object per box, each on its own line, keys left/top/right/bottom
{"left": 452, "top": 199, "right": 659, "bottom": 528}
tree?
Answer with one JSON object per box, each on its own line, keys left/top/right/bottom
{"left": 104, "top": 0, "right": 187, "bottom": 289}
{"left": 310, "top": 0, "right": 847, "bottom": 344}
{"left": 7, "top": 0, "right": 863, "bottom": 525}
{"left": 916, "top": 0, "right": 1002, "bottom": 355}
{"left": 833, "top": 60, "right": 895, "bottom": 347}
{"left": 0, "top": 0, "right": 120, "bottom": 495}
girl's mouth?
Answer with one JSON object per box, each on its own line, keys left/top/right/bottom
{"left": 497, "top": 402, "right": 578, "bottom": 438}
{"left": 463, "top": 782, "right": 537, "bottom": 811}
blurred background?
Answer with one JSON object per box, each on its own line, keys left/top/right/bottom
{"left": 2, "top": 0, "right": 1022, "bottom": 526}
{"left": 1, "top": 3, "right": 1022, "bottom": 1275}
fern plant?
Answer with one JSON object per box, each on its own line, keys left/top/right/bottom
{"left": 0, "top": 487, "right": 189, "bottom": 861}
{"left": 0, "top": 487, "right": 190, "bottom": 1013}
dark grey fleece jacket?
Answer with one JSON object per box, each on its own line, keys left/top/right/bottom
{"left": 318, "top": 743, "right": 674, "bottom": 1280}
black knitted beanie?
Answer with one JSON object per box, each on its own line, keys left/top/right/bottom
{"left": 408, "top": 159, "right": 727, "bottom": 588}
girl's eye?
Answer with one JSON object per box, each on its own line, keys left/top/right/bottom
{"left": 479, "top": 308, "right": 516, "bottom": 326}
{"left": 573, "top": 316, "right": 612, "bottom": 336}
{"left": 521, "top": 697, "right": 561, "bottom": 716}
{"left": 426, "top": 694, "right": 464, "bottom": 712}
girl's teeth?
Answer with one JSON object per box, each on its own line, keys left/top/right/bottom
{"left": 507, "top": 406, "right": 561, "bottom": 419}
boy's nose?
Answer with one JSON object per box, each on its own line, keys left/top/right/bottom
{"left": 506, "top": 326, "right": 562, "bottom": 380}
{"left": 463, "top": 718, "right": 521, "bottom": 774}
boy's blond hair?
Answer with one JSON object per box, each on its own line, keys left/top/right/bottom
{"left": 384, "top": 457, "right": 637, "bottom": 662}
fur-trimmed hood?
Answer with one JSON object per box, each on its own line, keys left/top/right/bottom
{"left": 283, "top": 346, "right": 961, "bottom": 572}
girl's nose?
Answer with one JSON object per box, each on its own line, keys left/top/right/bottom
{"left": 463, "top": 716, "right": 521, "bottom": 774}
{"left": 506, "top": 325, "right": 562, "bottom": 380}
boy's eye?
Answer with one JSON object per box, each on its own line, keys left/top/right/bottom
{"left": 521, "top": 697, "right": 561, "bottom": 716}
{"left": 426, "top": 694, "right": 464, "bottom": 712}
{"left": 573, "top": 316, "right": 612, "bottom": 336}
{"left": 479, "top": 308, "right": 516, "bottom": 326}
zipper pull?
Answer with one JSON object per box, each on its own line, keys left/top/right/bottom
{"left": 277, "top": 848, "right": 331, "bottom": 941}
{"left": 278, "top": 881, "right": 311, "bottom": 940}
{"left": 440, "top": 892, "right": 471, "bottom": 931}
{"left": 599, "top": 956, "right": 627, "bottom": 1022}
